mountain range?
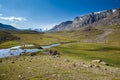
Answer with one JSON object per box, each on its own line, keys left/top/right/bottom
{"left": 49, "top": 8, "right": 120, "bottom": 32}
{"left": 0, "top": 23, "right": 18, "bottom": 31}
{"left": 0, "top": 23, "right": 43, "bottom": 32}
{"left": 0, "top": 8, "right": 120, "bottom": 32}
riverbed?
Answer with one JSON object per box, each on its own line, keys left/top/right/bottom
{"left": 0, "top": 43, "right": 60, "bottom": 58}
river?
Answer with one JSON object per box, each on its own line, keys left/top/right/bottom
{"left": 0, "top": 43, "right": 61, "bottom": 58}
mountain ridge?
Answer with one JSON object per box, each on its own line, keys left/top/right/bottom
{"left": 0, "top": 23, "right": 19, "bottom": 31}
{"left": 49, "top": 8, "right": 120, "bottom": 32}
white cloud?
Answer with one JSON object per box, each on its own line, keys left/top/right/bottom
{"left": 0, "top": 16, "right": 27, "bottom": 22}
{"left": 41, "top": 23, "right": 58, "bottom": 30}
{"left": 0, "top": 13, "right": 3, "bottom": 16}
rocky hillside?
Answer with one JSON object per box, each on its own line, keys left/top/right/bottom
{"left": 0, "top": 31, "right": 20, "bottom": 44}
{"left": 50, "top": 8, "right": 120, "bottom": 32}
{"left": 50, "top": 21, "right": 73, "bottom": 31}
{"left": 0, "top": 23, "right": 18, "bottom": 31}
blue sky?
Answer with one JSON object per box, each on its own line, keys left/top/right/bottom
{"left": 0, "top": 0, "right": 120, "bottom": 30}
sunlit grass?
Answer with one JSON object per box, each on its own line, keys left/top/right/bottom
{"left": 0, "top": 41, "right": 20, "bottom": 49}
{"left": 52, "top": 42, "right": 120, "bottom": 67}
{"left": 0, "top": 25, "right": 120, "bottom": 79}
{"left": 0, "top": 54, "right": 119, "bottom": 80}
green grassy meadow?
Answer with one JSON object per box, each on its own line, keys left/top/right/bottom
{"left": 51, "top": 42, "right": 120, "bottom": 67}
{"left": 0, "top": 25, "right": 120, "bottom": 80}
{"left": 0, "top": 27, "right": 104, "bottom": 49}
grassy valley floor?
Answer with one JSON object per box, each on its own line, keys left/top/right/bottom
{"left": 0, "top": 25, "right": 120, "bottom": 80}
{"left": 0, "top": 42, "right": 120, "bottom": 80}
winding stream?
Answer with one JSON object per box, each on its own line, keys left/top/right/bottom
{"left": 0, "top": 43, "right": 61, "bottom": 58}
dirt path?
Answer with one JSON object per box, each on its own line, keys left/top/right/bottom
{"left": 81, "top": 29, "right": 113, "bottom": 43}
{"left": 96, "top": 29, "right": 113, "bottom": 42}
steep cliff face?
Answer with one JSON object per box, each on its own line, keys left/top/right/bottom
{"left": 50, "top": 8, "right": 120, "bottom": 32}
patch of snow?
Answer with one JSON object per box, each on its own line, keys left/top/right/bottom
{"left": 10, "top": 44, "right": 35, "bottom": 50}
{"left": 24, "top": 44, "right": 35, "bottom": 47}
{"left": 80, "top": 17, "right": 83, "bottom": 20}
{"left": 94, "top": 12, "right": 101, "bottom": 14}
{"left": 94, "top": 10, "right": 106, "bottom": 14}
{"left": 112, "top": 9, "right": 116, "bottom": 13}
{"left": 10, "top": 46, "right": 21, "bottom": 49}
